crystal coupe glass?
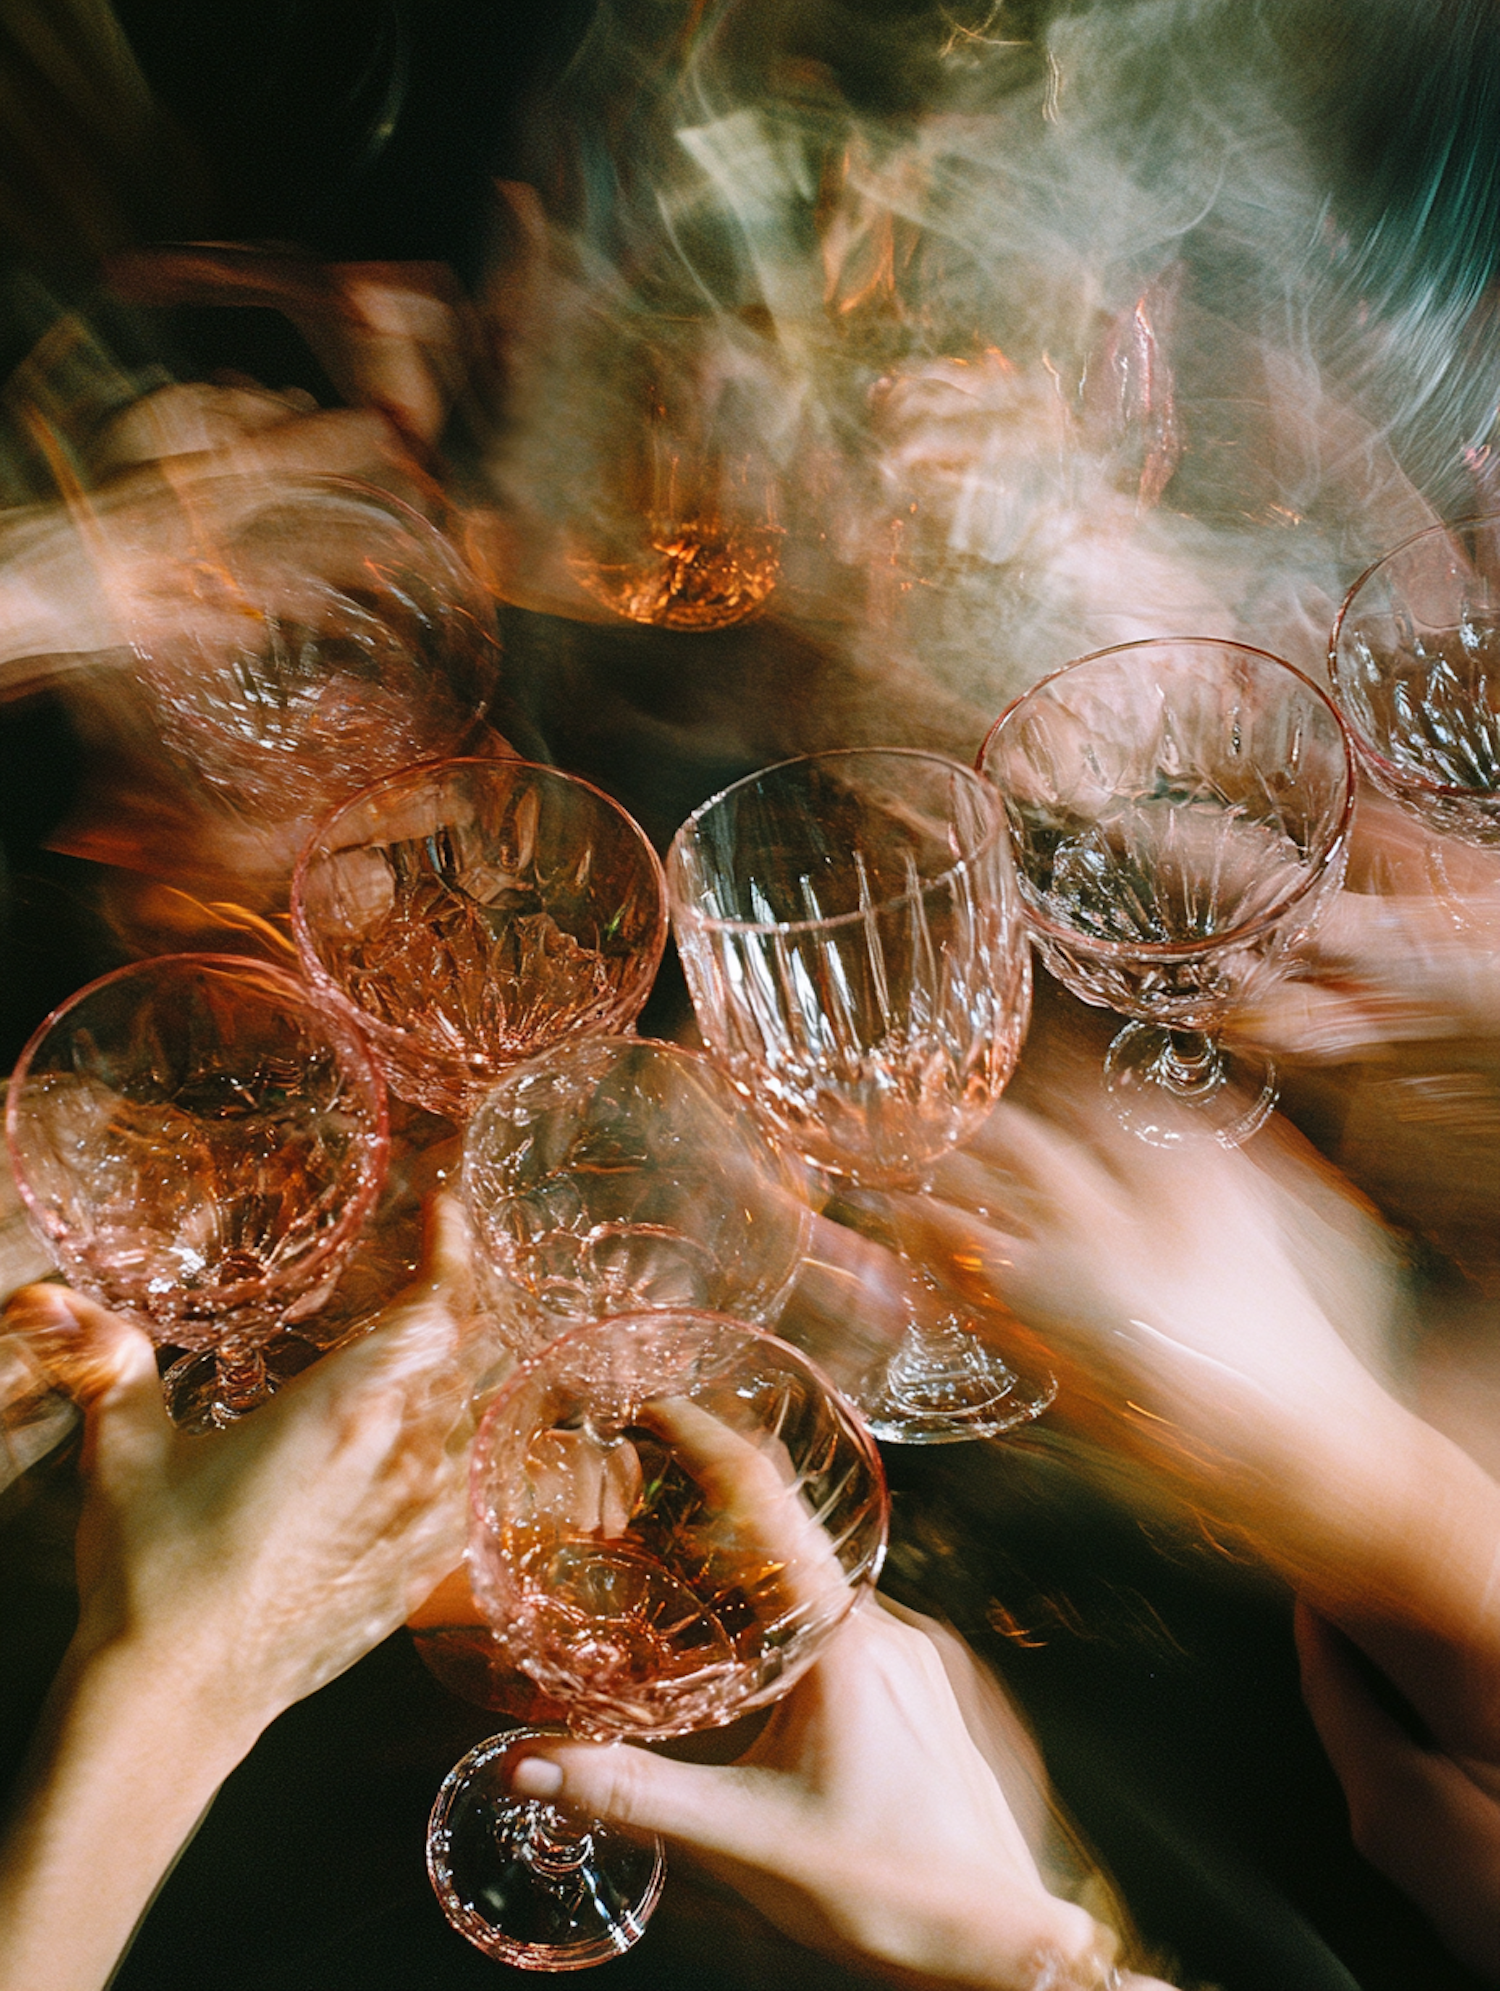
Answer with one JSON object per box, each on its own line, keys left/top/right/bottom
{"left": 667, "top": 748, "right": 1050, "bottom": 1443}
{"left": 291, "top": 758, "right": 667, "bottom": 1119}
{"left": 4, "top": 953, "right": 388, "bottom": 1427}
{"left": 463, "top": 1035, "right": 811, "bottom": 1358}
{"left": 426, "top": 1308, "right": 887, "bottom": 1970}
{"left": 1330, "top": 511, "right": 1500, "bottom": 848}
{"left": 979, "top": 638, "right": 1355, "bottom": 1147}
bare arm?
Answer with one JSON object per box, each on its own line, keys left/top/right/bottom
{"left": 0, "top": 1198, "right": 487, "bottom": 1991}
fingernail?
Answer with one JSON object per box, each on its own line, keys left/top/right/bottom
{"left": 509, "top": 1755, "right": 564, "bottom": 1799}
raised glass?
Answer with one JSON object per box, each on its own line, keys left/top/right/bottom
{"left": 979, "top": 637, "right": 1355, "bottom": 1147}
{"left": 667, "top": 748, "right": 1050, "bottom": 1442}
{"left": 463, "top": 1035, "right": 810, "bottom": 1357}
{"left": 1330, "top": 511, "right": 1500, "bottom": 847}
{"left": 291, "top": 758, "right": 667, "bottom": 1119}
{"left": 122, "top": 473, "right": 501, "bottom": 852}
{"left": 4, "top": 954, "right": 388, "bottom": 1426}
{"left": 426, "top": 1309, "right": 887, "bottom": 1969}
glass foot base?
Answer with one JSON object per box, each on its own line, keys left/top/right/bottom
{"left": 428, "top": 1727, "right": 665, "bottom": 1970}
{"left": 1103, "top": 1022, "right": 1276, "bottom": 1150}
{"left": 858, "top": 1321, "right": 1057, "bottom": 1445}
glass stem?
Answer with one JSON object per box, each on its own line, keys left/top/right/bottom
{"left": 1156, "top": 1028, "right": 1225, "bottom": 1101}
{"left": 519, "top": 1803, "right": 596, "bottom": 1880}
{"left": 213, "top": 1341, "right": 269, "bottom": 1420}
{"left": 886, "top": 1313, "right": 1018, "bottom": 1404}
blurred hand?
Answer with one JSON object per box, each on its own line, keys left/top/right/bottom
{"left": 2, "top": 1193, "right": 485, "bottom": 1746}
{"left": 0, "top": 386, "right": 424, "bottom": 694}
{"left": 1297, "top": 1603, "right": 1500, "bottom": 1983}
{"left": 0, "top": 1195, "right": 500, "bottom": 1991}
{"left": 1241, "top": 792, "right": 1500, "bottom": 1061}
{"left": 103, "top": 247, "right": 473, "bottom": 450}
{"left": 877, "top": 1083, "right": 1406, "bottom": 1544}
{"left": 506, "top": 1599, "right": 1172, "bottom": 1990}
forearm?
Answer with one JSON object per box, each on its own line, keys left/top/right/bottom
{"left": 0, "top": 1629, "right": 256, "bottom": 1991}
{"left": 1285, "top": 1398, "right": 1500, "bottom": 1763}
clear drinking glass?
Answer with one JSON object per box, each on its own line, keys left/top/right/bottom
{"left": 120, "top": 473, "right": 502, "bottom": 850}
{"left": 425, "top": 1308, "right": 887, "bottom": 1970}
{"left": 4, "top": 954, "right": 388, "bottom": 1427}
{"left": 463, "top": 1035, "right": 811, "bottom": 1357}
{"left": 1329, "top": 512, "right": 1500, "bottom": 848}
{"left": 667, "top": 748, "right": 1050, "bottom": 1443}
{"left": 291, "top": 758, "right": 668, "bottom": 1119}
{"left": 557, "top": 316, "right": 785, "bottom": 632}
{"left": 979, "top": 638, "right": 1355, "bottom": 1147}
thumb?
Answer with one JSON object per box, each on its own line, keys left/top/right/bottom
{"left": 509, "top": 1740, "right": 786, "bottom": 1869}
{"left": 2, "top": 1283, "right": 160, "bottom": 1407}
{"left": 3, "top": 1284, "right": 173, "bottom": 1486}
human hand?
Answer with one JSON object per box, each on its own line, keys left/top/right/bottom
{"left": 0, "top": 385, "right": 422, "bottom": 696}
{"left": 864, "top": 1078, "right": 1406, "bottom": 1550}
{"left": 1297, "top": 1602, "right": 1500, "bottom": 1983}
{"left": 104, "top": 246, "right": 472, "bottom": 450}
{"left": 1239, "top": 791, "right": 1500, "bottom": 1061}
{"left": 874, "top": 1073, "right": 1500, "bottom": 1768}
{"left": 505, "top": 1599, "right": 1172, "bottom": 1990}
{"left": 2, "top": 1192, "right": 489, "bottom": 1751}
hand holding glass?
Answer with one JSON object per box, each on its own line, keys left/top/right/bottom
{"left": 4, "top": 954, "right": 388, "bottom": 1427}
{"left": 425, "top": 1308, "right": 887, "bottom": 1969}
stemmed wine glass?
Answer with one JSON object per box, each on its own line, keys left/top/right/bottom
{"left": 425, "top": 1307, "right": 887, "bottom": 1970}
{"left": 106, "top": 473, "right": 503, "bottom": 885}
{"left": 667, "top": 748, "right": 1051, "bottom": 1443}
{"left": 4, "top": 954, "right": 388, "bottom": 1428}
{"left": 979, "top": 637, "right": 1355, "bottom": 1148}
{"left": 411, "top": 1034, "right": 814, "bottom": 1710}
{"left": 1329, "top": 512, "right": 1500, "bottom": 853}
{"left": 463, "top": 1034, "right": 811, "bottom": 1357}
{"left": 291, "top": 757, "right": 668, "bottom": 1120}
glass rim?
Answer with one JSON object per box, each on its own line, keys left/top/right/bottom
{"left": 290, "top": 756, "right": 669, "bottom": 1035}
{"left": 463, "top": 1031, "right": 744, "bottom": 1132}
{"left": 4, "top": 951, "right": 390, "bottom": 1317}
{"left": 667, "top": 746, "right": 1008, "bottom": 938}
{"left": 1329, "top": 511, "right": 1500, "bottom": 803}
{"left": 122, "top": 469, "right": 498, "bottom": 626}
{"left": 977, "top": 636, "right": 1357, "bottom": 960}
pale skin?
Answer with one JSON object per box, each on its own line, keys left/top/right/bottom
{"left": 844, "top": 1066, "right": 1500, "bottom": 1982}
{"left": 0, "top": 258, "right": 467, "bottom": 702}
{"left": 1, "top": 1190, "right": 1169, "bottom": 1991}
{"left": 0, "top": 1198, "right": 490, "bottom": 1991}
{"left": 506, "top": 1598, "right": 1176, "bottom": 1991}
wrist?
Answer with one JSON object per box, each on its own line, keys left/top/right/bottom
{"left": 58, "top": 1616, "right": 265, "bottom": 1782}
{"left": 0, "top": 1630, "right": 250, "bottom": 1991}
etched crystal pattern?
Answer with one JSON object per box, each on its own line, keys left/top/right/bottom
{"left": 134, "top": 479, "right": 498, "bottom": 823}
{"left": 669, "top": 756, "right": 1029, "bottom": 1186}
{"left": 463, "top": 1039, "right": 808, "bottom": 1355}
{"left": 295, "top": 763, "right": 666, "bottom": 1116}
{"left": 468, "top": 1313, "right": 886, "bottom": 1741}
{"left": 1340, "top": 626, "right": 1500, "bottom": 842}
{"left": 6, "top": 959, "right": 386, "bottom": 1346}
{"left": 986, "top": 646, "right": 1351, "bottom": 1022}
